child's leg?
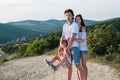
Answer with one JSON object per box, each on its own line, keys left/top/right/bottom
{"left": 56, "top": 56, "right": 67, "bottom": 69}
{"left": 50, "top": 55, "right": 61, "bottom": 64}
{"left": 65, "top": 50, "right": 71, "bottom": 63}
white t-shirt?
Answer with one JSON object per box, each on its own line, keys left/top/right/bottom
{"left": 78, "top": 32, "right": 88, "bottom": 51}
{"left": 62, "top": 21, "right": 79, "bottom": 48}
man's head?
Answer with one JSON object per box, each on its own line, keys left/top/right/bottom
{"left": 64, "top": 9, "right": 74, "bottom": 22}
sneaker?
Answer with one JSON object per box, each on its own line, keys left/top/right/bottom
{"left": 62, "top": 61, "right": 71, "bottom": 68}
{"left": 50, "top": 64, "right": 57, "bottom": 71}
{"left": 45, "top": 59, "right": 51, "bottom": 66}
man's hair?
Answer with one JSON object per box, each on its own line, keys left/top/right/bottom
{"left": 64, "top": 9, "right": 74, "bottom": 19}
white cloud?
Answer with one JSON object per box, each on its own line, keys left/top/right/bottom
{"left": 0, "top": 0, "right": 120, "bottom": 23}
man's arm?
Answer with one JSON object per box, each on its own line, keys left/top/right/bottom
{"left": 67, "top": 34, "right": 76, "bottom": 50}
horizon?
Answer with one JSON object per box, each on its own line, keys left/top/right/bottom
{"left": 1, "top": 16, "right": 120, "bottom": 24}
{"left": 0, "top": 0, "right": 120, "bottom": 23}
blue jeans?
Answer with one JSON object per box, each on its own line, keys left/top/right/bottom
{"left": 71, "top": 47, "right": 81, "bottom": 65}
{"left": 80, "top": 50, "right": 88, "bottom": 54}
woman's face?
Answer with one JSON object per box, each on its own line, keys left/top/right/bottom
{"left": 75, "top": 16, "right": 81, "bottom": 25}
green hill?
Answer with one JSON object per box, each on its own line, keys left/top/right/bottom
{"left": 0, "top": 17, "right": 119, "bottom": 44}
{"left": 7, "top": 19, "right": 99, "bottom": 33}
{"left": 87, "top": 17, "right": 120, "bottom": 31}
{"left": 0, "top": 23, "right": 40, "bottom": 43}
{"left": 7, "top": 19, "right": 65, "bottom": 33}
{"left": 0, "top": 19, "right": 98, "bottom": 44}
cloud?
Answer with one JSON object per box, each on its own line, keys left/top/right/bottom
{"left": 0, "top": 0, "right": 120, "bottom": 23}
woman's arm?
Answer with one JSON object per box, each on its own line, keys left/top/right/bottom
{"left": 75, "top": 26, "right": 86, "bottom": 43}
{"left": 75, "top": 38, "right": 84, "bottom": 43}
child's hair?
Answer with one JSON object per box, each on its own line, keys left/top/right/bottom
{"left": 59, "top": 40, "right": 68, "bottom": 52}
{"left": 61, "top": 40, "right": 68, "bottom": 47}
{"left": 59, "top": 47, "right": 64, "bottom": 52}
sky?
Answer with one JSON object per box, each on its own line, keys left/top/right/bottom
{"left": 0, "top": 0, "right": 120, "bottom": 23}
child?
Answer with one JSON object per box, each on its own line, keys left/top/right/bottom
{"left": 45, "top": 40, "right": 71, "bottom": 71}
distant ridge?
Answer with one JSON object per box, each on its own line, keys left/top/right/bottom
{"left": 1, "top": 17, "right": 119, "bottom": 44}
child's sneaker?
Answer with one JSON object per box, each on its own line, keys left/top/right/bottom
{"left": 50, "top": 64, "right": 57, "bottom": 71}
{"left": 62, "top": 61, "right": 71, "bottom": 68}
{"left": 45, "top": 59, "right": 51, "bottom": 66}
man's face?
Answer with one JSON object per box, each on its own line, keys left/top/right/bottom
{"left": 64, "top": 12, "right": 73, "bottom": 21}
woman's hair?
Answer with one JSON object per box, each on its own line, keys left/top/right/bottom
{"left": 64, "top": 9, "right": 74, "bottom": 19}
{"left": 75, "top": 14, "right": 86, "bottom": 27}
{"left": 75, "top": 14, "right": 86, "bottom": 32}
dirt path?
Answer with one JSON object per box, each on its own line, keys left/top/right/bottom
{"left": 0, "top": 55, "right": 119, "bottom": 80}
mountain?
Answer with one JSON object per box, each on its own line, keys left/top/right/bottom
{"left": 7, "top": 19, "right": 65, "bottom": 34}
{"left": 7, "top": 19, "right": 99, "bottom": 33}
{"left": 0, "top": 23, "right": 40, "bottom": 43}
{"left": 88, "top": 17, "right": 120, "bottom": 31}
{"left": 0, "top": 19, "right": 99, "bottom": 44}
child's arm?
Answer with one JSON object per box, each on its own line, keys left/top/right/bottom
{"left": 64, "top": 48, "right": 70, "bottom": 58}
{"left": 58, "top": 47, "right": 63, "bottom": 56}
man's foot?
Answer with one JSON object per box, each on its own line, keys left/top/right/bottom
{"left": 45, "top": 59, "right": 51, "bottom": 66}
{"left": 50, "top": 64, "right": 57, "bottom": 71}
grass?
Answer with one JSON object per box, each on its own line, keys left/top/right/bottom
{"left": 87, "top": 54, "right": 120, "bottom": 73}
{"left": 44, "top": 47, "right": 58, "bottom": 56}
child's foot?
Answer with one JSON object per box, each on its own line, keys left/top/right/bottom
{"left": 45, "top": 59, "right": 51, "bottom": 66}
{"left": 50, "top": 64, "right": 57, "bottom": 71}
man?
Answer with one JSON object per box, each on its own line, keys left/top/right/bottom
{"left": 60, "top": 9, "right": 83, "bottom": 80}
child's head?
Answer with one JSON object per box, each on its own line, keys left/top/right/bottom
{"left": 61, "top": 40, "right": 68, "bottom": 48}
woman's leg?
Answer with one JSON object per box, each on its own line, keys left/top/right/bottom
{"left": 81, "top": 54, "right": 88, "bottom": 80}
{"left": 68, "top": 64, "right": 72, "bottom": 80}
{"left": 76, "top": 64, "right": 83, "bottom": 80}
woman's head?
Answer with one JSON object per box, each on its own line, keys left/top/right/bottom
{"left": 64, "top": 9, "right": 74, "bottom": 21}
{"left": 75, "top": 14, "right": 86, "bottom": 27}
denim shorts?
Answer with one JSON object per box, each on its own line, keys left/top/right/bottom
{"left": 71, "top": 47, "right": 81, "bottom": 65}
{"left": 80, "top": 50, "right": 88, "bottom": 54}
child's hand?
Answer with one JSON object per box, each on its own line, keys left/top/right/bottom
{"left": 65, "top": 48, "right": 70, "bottom": 56}
{"left": 67, "top": 38, "right": 70, "bottom": 41}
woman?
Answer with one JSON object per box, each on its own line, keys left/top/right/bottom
{"left": 75, "top": 14, "right": 88, "bottom": 80}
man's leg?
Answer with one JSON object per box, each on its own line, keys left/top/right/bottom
{"left": 76, "top": 64, "right": 83, "bottom": 80}
{"left": 71, "top": 47, "right": 83, "bottom": 80}
{"left": 68, "top": 64, "right": 72, "bottom": 80}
